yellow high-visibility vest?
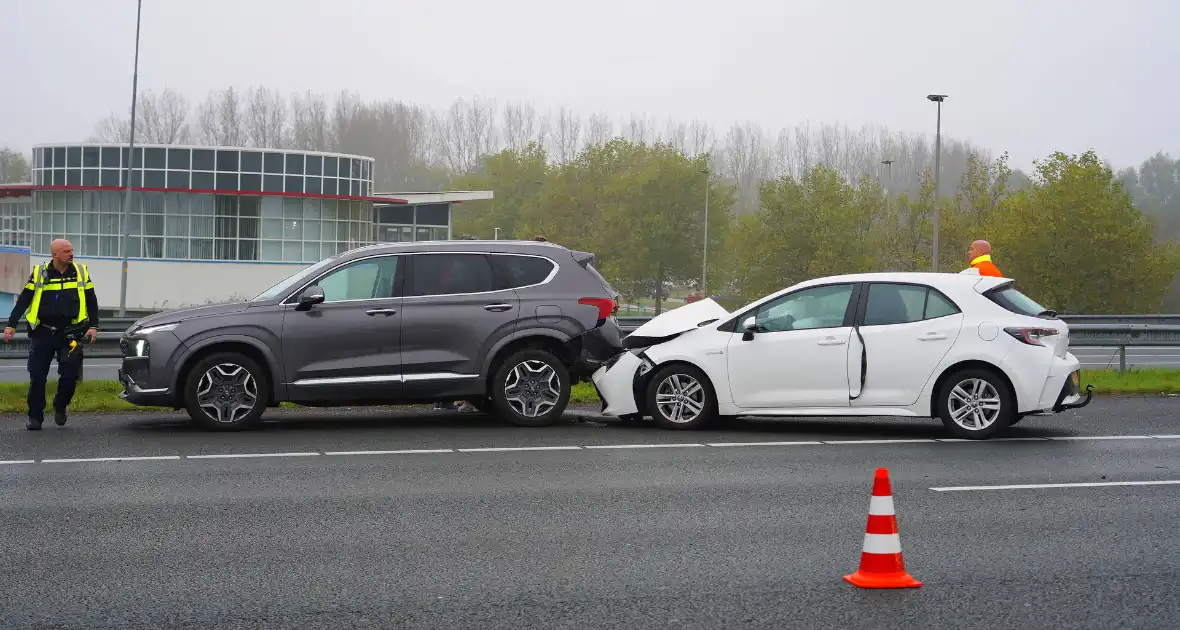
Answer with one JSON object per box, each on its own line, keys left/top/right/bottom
{"left": 25, "top": 262, "right": 91, "bottom": 328}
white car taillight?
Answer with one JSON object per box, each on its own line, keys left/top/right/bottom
{"left": 1004, "top": 327, "right": 1060, "bottom": 346}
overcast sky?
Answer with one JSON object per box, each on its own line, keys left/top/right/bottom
{"left": 2, "top": 0, "right": 1176, "bottom": 172}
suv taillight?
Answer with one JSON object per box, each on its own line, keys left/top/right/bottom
{"left": 1004, "top": 327, "right": 1060, "bottom": 346}
{"left": 578, "top": 297, "right": 616, "bottom": 321}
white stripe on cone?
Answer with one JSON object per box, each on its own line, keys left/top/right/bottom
{"left": 862, "top": 533, "right": 903, "bottom": 555}
{"left": 868, "top": 495, "right": 895, "bottom": 515}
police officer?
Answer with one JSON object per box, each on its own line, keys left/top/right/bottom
{"left": 3, "top": 239, "right": 99, "bottom": 430}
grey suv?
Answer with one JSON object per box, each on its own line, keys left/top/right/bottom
{"left": 117, "top": 240, "right": 624, "bottom": 430}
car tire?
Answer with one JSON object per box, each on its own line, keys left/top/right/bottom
{"left": 936, "top": 367, "right": 1015, "bottom": 440}
{"left": 645, "top": 363, "right": 718, "bottom": 431}
{"left": 490, "top": 349, "right": 571, "bottom": 427}
{"left": 183, "top": 352, "right": 270, "bottom": 431}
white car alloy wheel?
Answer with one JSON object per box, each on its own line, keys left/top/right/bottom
{"left": 654, "top": 373, "right": 706, "bottom": 424}
{"left": 503, "top": 359, "right": 562, "bottom": 418}
{"left": 195, "top": 362, "right": 259, "bottom": 424}
{"left": 946, "top": 377, "right": 1002, "bottom": 431}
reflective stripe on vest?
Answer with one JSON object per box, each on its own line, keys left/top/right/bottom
{"left": 26, "top": 263, "right": 89, "bottom": 328}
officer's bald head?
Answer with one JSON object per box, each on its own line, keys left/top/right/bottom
{"left": 50, "top": 239, "right": 74, "bottom": 266}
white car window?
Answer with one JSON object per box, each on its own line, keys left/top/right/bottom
{"left": 755, "top": 284, "right": 855, "bottom": 333}
{"left": 863, "top": 283, "right": 961, "bottom": 326}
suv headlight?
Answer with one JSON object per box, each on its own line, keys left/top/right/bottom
{"left": 136, "top": 323, "right": 178, "bottom": 336}
{"left": 128, "top": 323, "right": 179, "bottom": 358}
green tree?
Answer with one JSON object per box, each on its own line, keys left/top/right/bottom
{"left": 720, "top": 165, "right": 885, "bottom": 304}
{"left": 0, "top": 148, "right": 30, "bottom": 184}
{"left": 986, "top": 150, "right": 1180, "bottom": 313}
{"left": 449, "top": 143, "right": 549, "bottom": 239}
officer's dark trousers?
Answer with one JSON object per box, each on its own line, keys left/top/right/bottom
{"left": 27, "top": 329, "right": 83, "bottom": 419}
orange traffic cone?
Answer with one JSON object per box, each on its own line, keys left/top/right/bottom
{"left": 843, "top": 467, "right": 922, "bottom": 588}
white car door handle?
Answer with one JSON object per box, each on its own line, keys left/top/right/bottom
{"left": 817, "top": 337, "right": 847, "bottom": 346}
{"left": 918, "top": 332, "right": 947, "bottom": 341}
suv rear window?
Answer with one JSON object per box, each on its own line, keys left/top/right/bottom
{"left": 584, "top": 263, "right": 619, "bottom": 299}
{"left": 985, "top": 284, "right": 1055, "bottom": 318}
{"left": 490, "top": 254, "right": 555, "bottom": 289}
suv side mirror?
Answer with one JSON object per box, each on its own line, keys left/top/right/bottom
{"left": 741, "top": 316, "right": 758, "bottom": 341}
{"left": 295, "top": 285, "right": 325, "bottom": 311}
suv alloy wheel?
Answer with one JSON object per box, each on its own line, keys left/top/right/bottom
{"left": 182, "top": 352, "right": 270, "bottom": 431}
{"left": 489, "top": 348, "right": 571, "bottom": 427}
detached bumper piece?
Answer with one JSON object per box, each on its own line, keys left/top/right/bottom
{"left": 1053, "top": 370, "right": 1094, "bottom": 412}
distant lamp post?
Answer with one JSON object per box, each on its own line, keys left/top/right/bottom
{"left": 881, "top": 159, "right": 893, "bottom": 212}
{"left": 494, "top": 227, "right": 500, "bottom": 240}
{"left": 118, "top": 0, "right": 144, "bottom": 317}
{"left": 701, "top": 161, "right": 710, "bottom": 297}
{"left": 926, "top": 94, "right": 947, "bottom": 272}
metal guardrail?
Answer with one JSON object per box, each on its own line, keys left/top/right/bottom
{"left": 0, "top": 315, "right": 1175, "bottom": 374}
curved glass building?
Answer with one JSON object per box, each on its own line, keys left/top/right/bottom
{"left": 30, "top": 144, "right": 381, "bottom": 263}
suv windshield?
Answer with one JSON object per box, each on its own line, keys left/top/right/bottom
{"left": 251, "top": 256, "right": 340, "bottom": 301}
{"left": 986, "top": 283, "right": 1055, "bottom": 318}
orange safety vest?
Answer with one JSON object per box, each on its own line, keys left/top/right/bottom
{"left": 970, "top": 254, "right": 1002, "bottom": 277}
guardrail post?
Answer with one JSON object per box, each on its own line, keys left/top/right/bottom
{"left": 1119, "top": 346, "right": 1127, "bottom": 375}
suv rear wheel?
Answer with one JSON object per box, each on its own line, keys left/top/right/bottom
{"left": 489, "top": 349, "right": 570, "bottom": 427}
{"left": 183, "top": 352, "right": 270, "bottom": 431}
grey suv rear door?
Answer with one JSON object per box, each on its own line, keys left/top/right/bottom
{"left": 281, "top": 253, "right": 404, "bottom": 402}
{"left": 398, "top": 252, "right": 519, "bottom": 390}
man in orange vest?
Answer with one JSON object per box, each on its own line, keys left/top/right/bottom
{"left": 967, "top": 240, "right": 1002, "bottom": 276}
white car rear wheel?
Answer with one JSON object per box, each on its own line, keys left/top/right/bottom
{"left": 936, "top": 368, "right": 1015, "bottom": 439}
{"left": 645, "top": 364, "right": 717, "bottom": 430}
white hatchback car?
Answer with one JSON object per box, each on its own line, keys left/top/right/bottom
{"left": 591, "top": 272, "right": 1092, "bottom": 439}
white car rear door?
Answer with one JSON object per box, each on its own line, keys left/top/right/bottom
{"left": 849, "top": 282, "right": 964, "bottom": 407}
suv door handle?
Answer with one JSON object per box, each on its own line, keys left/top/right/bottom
{"left": 365, "top": 309, "right": 397, "bottom": 317}
{"left": 484, "top": 303, "right": 513, "bottom": 312}
{"left": 817, "top": 337, "right": 847, "bottom": 346}
{"left": 918, "top": 332, "right": 947, "bottom": 341}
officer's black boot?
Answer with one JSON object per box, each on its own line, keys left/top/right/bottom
{"left": 54, "top": 408, "right": 68, "bottom": 426}
{"left": 26, "top": 415, "right": 42, "bottom": 430}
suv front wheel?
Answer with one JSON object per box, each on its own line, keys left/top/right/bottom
{"left": 489, "top": 349, "right": 571, "bottom": 427}
{"left": 183, "top": 352, "right": 270, "bottom": 431}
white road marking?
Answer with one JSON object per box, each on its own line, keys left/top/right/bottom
{"left": 41, "top": 456, "right": 180, "bottom": 463}
{"left": 185, "top": 452, "right": 321, "bottom": 459}
{"left": 931, "top": 480, "right": 1180, "bottom": 492}
{"left": 582, "top": 443, "right": 705, "bottom": 449}
{"left": 458, "top": 446, "right": 583, "bottom": 452}
{"left": 323, "top": 449, "right": 454, "bottom": 456}
{"left": 823, "top": 439, "right": 938, "bottom": 444}
{"left": 3, "top": 434, "right": 1179, "bottom": 466}
{"left": 706, "top": 441, "right": 823, "bottom": 447}
{"left": 1047, "top": 435, "right": 1152, "bottom": 441}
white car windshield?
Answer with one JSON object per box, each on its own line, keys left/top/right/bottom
{"left": 251, "top": 257, "right": 340, "bottom": 301}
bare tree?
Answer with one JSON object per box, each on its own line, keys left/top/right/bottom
{"left": 721, "top": 121, "right": 772, "bottom": 214}
{"left": 290, "top": 90, "right": 331, "bottom": 151}
{"left": 436, "top": 97, "right": 499, "bottom": 174}
{"left": 687, "top": 119, "right": 715, "bottom": 158}
{"left": 624, "top": 113, "right": 655, "bottom": 144}
{"left": 550, "top": 107, "right": 582, "bottom": 163}
{"left": 584, "top": 112, "right": 614, "bottom": 148}
{"left": 195, "top": 87, "right": 245, "bottom": 146}
{"left": 244, "top": 86, "right": 289, "bottom": 149}
{"left": 662, "top": 118, "right": 688, "bottom": 154}
{"left": 86, "top": 88, "right": 191, "bottom": 144}
{"left": 502, "top": 102, "right": 537, "bottom": 152}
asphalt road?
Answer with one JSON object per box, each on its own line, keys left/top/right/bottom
{"left": 2, "top": 398, "right": 1180, "bottom": 629}
{"left": 0, "top": 346, "right": 1175, "bottom": 384}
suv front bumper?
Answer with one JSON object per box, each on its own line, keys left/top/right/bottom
{"left": 118, "top": 365, "right": 176, "bottom": 407}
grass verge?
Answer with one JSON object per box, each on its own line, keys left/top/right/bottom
{"left": 0, "top": 369, "right": 1174, "bottom": 415}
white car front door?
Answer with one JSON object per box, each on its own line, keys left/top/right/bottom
{"left": 849, "top": 282, "right": 964, "bottom": 407}
{"left": 725, "top": 283, "right": 857, "bottom": 409}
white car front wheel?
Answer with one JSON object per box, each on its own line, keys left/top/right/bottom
{"left": 936, "top": 368, "right": 1015, "bottom": 439}
{"left": 645, "top": 364, "right": 717, "bottom": 430}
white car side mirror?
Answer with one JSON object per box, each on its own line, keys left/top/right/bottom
{"left": 741, "top": 316, "right": 758, "bottom": 340}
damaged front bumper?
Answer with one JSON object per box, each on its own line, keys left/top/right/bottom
{"left": 590, "top": 350, "right": 654, "bottom": 417}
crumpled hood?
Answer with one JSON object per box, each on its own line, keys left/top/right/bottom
{"left": 129, "top": 302, "right": 252, "bottom": 331}
{"left": 628, "top": 298, "right": 731, "bottom": 339}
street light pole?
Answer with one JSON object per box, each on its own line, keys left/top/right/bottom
{"left": 118, "top": 0, "right": 144, "bottom": 317}
{"left": 701, "top": 160, "right": 710, "bottom": 297}
{"left": 881, "top": 159, "right": 893, "bottom": 214}
{"left": 926, "top": 94, "right": 947, "bottom": 272}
